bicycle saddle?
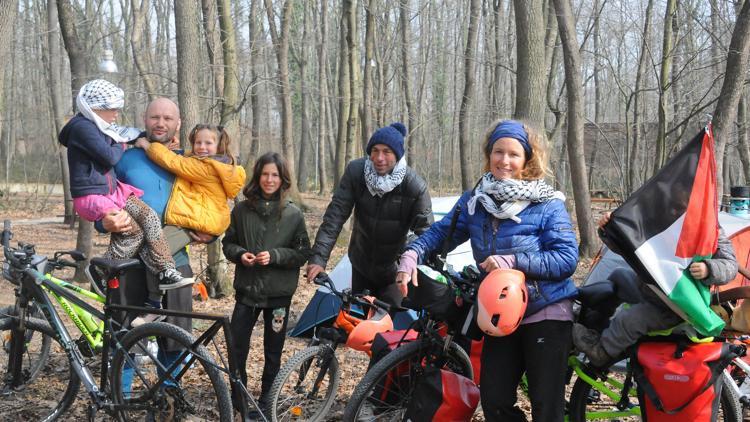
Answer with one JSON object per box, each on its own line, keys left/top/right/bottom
{"left": 90, "top": 257, "right": 143, "bottom": 276}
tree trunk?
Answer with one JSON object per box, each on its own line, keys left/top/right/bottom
{"left": 201, "top": 0, "right": 223, "bottom": 122}
{"left": 399, "top": 0, "right": 417, "bottom": 165}
{"left": 738, "top": 94, "right": 750, "bottom": 183}
{"left": 458, "top": 0, "right": 480, "bottom": 189}
{"left": 264, "top": 0, "right": 300, "bottom": 202}
{"left": 44, "top": 0, "right": 73, "bottom": 223}
{"left": 317, "top": 0, "right": 329, "bottom": 194}
{"left": 296, "top": 3, "right": 311, "bottom": 192}
{"left": 56, "top": 0, "right": 92, "bottom": 281}
{"left": 345, "top": 0, "right": 361, "bottom": 163}
{"left": 553, "top": 0, "right": 598, "bottom": 258}
{"left": 174, "top": 0, "right": 202, "bottom": 145}
{"left": 362, "top": 0, "right": 375, "bottom": 146}
{"left": 334, "top": 1, "right": 350, "bottom": 183}
{"left": 630, "top": 0, "right": 654, "bottom": 195}
{"left": 513, "top": 0, "right": 546, "bottom": 128}
{"left": 653, "top": 0, "right": 677, "bottom": 174}
{"left": 131, "top": 0, "right": 157, "bottom": 100}
{"left": 714, "top": 0, "right": 750, "bottom": 196}
{"left": 247, "top": 0, "right": 261, "bottom": 168}
{"left": 204, "top": 0, "right": 241, "bottom": 299}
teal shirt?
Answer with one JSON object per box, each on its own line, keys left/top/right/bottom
{"left": 114, "top": 147, "right": 189, "bottom": 267}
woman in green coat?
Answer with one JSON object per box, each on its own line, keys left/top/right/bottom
{"left": 222, "top": 152, "right": 310, "bottom": 415}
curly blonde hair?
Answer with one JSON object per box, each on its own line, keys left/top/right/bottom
{"left": 481, "top": 119, "right": 550, "bottom": 181}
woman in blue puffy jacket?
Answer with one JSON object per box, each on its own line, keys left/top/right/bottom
{"left": 397, "top": 119, "right": 579, "bottom": 421}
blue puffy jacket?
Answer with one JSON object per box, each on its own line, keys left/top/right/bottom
{"left": 408, "top": 191, "right": 579, "bottom": 316}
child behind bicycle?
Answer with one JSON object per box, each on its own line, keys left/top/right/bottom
{"left": 222, "top": 152, "right": 310, "bottom": 417}
{"left": 573, "top": 212, "right": 738, "bottom": 367}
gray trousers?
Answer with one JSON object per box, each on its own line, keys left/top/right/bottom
{"left": 600, "top": 301, "right": 682, "bottom": 358}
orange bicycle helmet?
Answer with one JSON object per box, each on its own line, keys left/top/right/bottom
{"left": 476, "top": 269, "right": 528, "bottom": 337}
{"left": 336, "top": 296, "right": 394, "bottom": 353}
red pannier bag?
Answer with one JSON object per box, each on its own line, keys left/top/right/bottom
{"left": 633, "top": 340, "right": 744, "bottom": 421}
{"left": 403, "top": 366, "right": 480, "bottom": 422}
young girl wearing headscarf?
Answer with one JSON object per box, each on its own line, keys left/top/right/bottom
{"left": 58, "top": 79, "right": 192, "bottom": 326}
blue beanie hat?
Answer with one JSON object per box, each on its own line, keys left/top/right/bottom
{"left": 366, "top": 122, "right": 407, "bottom": 160}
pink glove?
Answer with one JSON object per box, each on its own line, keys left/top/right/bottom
{"left": 398, "top": 249, "right": 419, "bottom": 275}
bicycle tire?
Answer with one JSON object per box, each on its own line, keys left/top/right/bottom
{"left": 110, "top": 321, "right": 233, "bottom": 422}
{"left": 568, "top": 367, "right": 742, "bottom": 421}
{"left": 268, "top": 344, "right": 340, "bottom": 422}
{"left": 0, "top": 305, "right": 51, "bottom": 384}
{"left": 0, "top": 316, "right": 81, "bottom": 421}
{"left": 343, "top": 339, "right": 473, "bottom": 421}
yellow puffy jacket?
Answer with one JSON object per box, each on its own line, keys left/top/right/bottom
{"left": 146, "top": 143, "right": 246, "bottom": 236}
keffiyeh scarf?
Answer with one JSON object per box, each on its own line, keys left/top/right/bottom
{"left": 76, "top": 79, "right": 129, "bottom": 143}
{"left": 467, "top": 173, "right": 565, "bottom": 223}
{"left": 364, "top": 156, "right": 408, "bottom": 197}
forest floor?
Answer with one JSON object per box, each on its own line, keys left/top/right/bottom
{"left": 0, "top": 191, "right": 602, "bottom": 421}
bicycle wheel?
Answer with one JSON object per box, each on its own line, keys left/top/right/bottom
{"left": 343, "top": 339, "right": 473, "bottom": 421}
{"left": 268, "top": 344, "right": 340, "bottom": 422}
{"left": 568, "top": 367, "right": 742, "bottom": 421}
{"left": 110, "top": 321, "right": 233, "bottom": 422}
{"left": 0, "top": 305, "right": 51, "bottom": 384}
{"left": 0, "top": 316, "right": 81, "bottom": 421}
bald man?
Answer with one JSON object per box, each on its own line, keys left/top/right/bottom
{"left": 99, "top": 98, "right": 210, "bottom": 374}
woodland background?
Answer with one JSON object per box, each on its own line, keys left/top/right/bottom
{"left": 2, "top": 0, "right": 750, "bottom": 286}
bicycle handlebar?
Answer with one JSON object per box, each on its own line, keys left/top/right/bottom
{"left": 313, "top": 272, "right": 397, "bottom": 313}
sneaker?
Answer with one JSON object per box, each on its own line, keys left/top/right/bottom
{"left": 131, "top": 306, "right": 167, "bottom": 328}
{"left": 158, "top": 268, "right": 195, "bottom": 290}
{"left": 572, "top": 323, "right": 613, "bottom": 368}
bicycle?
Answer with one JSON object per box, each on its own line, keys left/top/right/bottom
{"left": 0, "top": 220, "right": 235, "bottom": 421}
{"left": 564, "top": 273, "right": 750, "bottom": 421}
{"left": 267, "top": 272, "right": 395, "bottom": 421}
{"left": 342, "top": 258, "right": 479, "bottom": 421}
{"left": 0, "top": 248, "right": 108, "bottom": 384}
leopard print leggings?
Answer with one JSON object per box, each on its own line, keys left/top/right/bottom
{"left": 105, "top": 195, "right": 176, "bottom": 280}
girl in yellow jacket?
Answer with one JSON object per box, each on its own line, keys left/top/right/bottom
{"left": 135, "top": 124, "right": 246, "bottom": 252}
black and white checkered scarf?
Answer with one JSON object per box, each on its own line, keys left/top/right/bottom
{"left": 76, "top": 79, "right": 128, "bottom": 143}
{"left": 467, "top": 173, "right": 565, "bottom": 223}
{"left": 364, "top": 156, "right": 408, "bottom": 197}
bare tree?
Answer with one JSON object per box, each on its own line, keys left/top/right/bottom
{"left": 458, "top": 0, "right": 480, "bottom": 189}
{"left": 174, "top": 0, "right": 202, "bottom": 144}
{"left": 653, "top": 0, "right": 677, "bottom": 173}
{"left": 399, "top": 0, "right": 416, "bottom": 165}
{"left": 131, "top": 0, "right": 157, "bottom": 99}
{"left": 57, "top": 0, "right": 93, "bottom": 281}
{"left": 264, "top": 0, "right": 300, "bottom": 200}
{"left": 317, "top": 0, "right": 329, "bottom": 194}
{"left": 713, "top": 0, "right": 750, "bottom": 195}
{"left": 629, "top": 0, "right": 655, "bottom": 195}
{"left": 513, "top": 0, "right": 546, "bottom": 127}
{"left": 553, "top": 0, "right": 598, "bottom": 258}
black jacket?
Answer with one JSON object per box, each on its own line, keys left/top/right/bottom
{"left": 309, "top": 158, "right": 433, "bottom": 281}
{"left": 223, "top": 198, "right": 310, "bottom": 308}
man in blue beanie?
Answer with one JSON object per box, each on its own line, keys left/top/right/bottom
{"left": 307, "top": 122, "right": 433, "bottom": 306}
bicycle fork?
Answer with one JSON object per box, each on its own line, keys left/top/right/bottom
{"left": 4, "top": 305, "right": 28, "bottom": 390}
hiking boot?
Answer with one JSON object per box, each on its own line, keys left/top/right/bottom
{"left": 158, "top": 268, "right": 194, "bottom": 290}
{"left": 572, "top": 323, "right": 613, "bottom": 368}
{"left": 131, "top": 303, "right": 167, "bottom": 328}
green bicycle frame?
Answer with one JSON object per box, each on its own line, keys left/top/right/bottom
{"left": 42, "top": 273, "right": 105, "bottom": 351}
{"left": 567, "top": 355, "right": 641, "bottom": 420}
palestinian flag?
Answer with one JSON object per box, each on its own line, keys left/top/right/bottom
{"left": 600, "top": 126, "right": 723, "bottom": 336}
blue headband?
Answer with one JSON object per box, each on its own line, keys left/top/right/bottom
{"left": 487, "top": 120, "right": 532, "bottom": 158}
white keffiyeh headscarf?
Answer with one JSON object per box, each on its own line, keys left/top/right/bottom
{"left": 467, "top": 173, "right": 565, "bottom": 223}
{"left": 364, "top": 156, "right": 408, "bottom": 197}
{"left": 76, "top": 79, "right": 129, "bottom": 143}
